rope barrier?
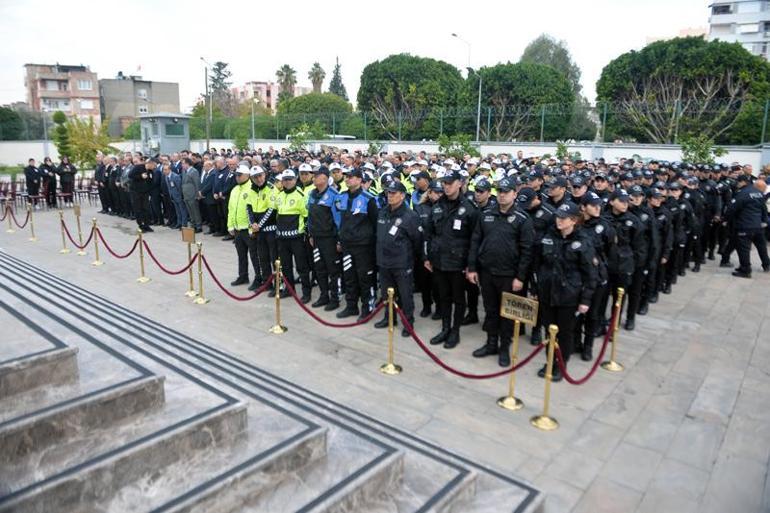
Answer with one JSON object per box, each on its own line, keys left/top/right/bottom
{"left": 396, "top": 307, "right": 545, "bottom": 379}
{"left": 553, "top": 308, "right": 618, "bottom": 385}
{"left": 61, "top": 221, "right": 94, "bottom": 250}
{"left": 9, "top": 208, "right": 30, "bottom": 229}
{"left": 200, "top": 254, "right": 272, "bottom": 301}
{"left": 0, "top": 205, "right": 9, "bottom": 222}
{"left": 281, "top": 275, "right": 385, "bottom": 327}
{"left": 143, "top": 240, "right": 198, "bottom": 276}
{"left": 95, "top": 228, "right": 139, "bottom": 259}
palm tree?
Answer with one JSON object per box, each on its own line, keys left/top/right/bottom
{"left": 275, "top": 64, "right": 297, "bottom": 101}
{"left": 308, "top": 62, "right": 326, "bottom": 93}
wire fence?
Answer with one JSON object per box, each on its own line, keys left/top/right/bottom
{"left": 2, "top": 98, "right": 769, "bottom": 146}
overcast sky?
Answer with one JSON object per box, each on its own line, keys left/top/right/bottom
{"left": 0, "top": 0, "right": 708, "bottom": 112}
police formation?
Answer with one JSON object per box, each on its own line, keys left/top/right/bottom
{"left": 79, "top": 149, "right": 770, "bottom": 382}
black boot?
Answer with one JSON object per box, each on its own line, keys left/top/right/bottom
{"left": 430, "top": 319, "right": 451, "bottom": 345}
{"left": 581, "top": 341, "right": 593, "bottom": 361}
{"left": 648, "top": 292, "right": 658, "bottom": 304}
{"left": 431, "top": 310, "right": 442, "bottom": 320}
{"left": 707, "top": 250, "right": 715, "bottom": 261}
{"left": 300, "top": 291, "right": 312, "bottom": 304}
{"left": 336, "top": 303, "right": 359, "bottom": 319}
{"left": 498, "top": 342, "right": 511, "bottom": 367}
{"left": 530, "top": 326, "right": 542, "bottom": 346}
{"left": 312, "top": 295, "right": 329, "bottom": 308}
{"left": 662, "top": 283, "right": 672, "bottom": 294}
{"left": 374, "top": 313, "right": 394, "bottom": 329}
{"left": 324, "top": 299, "right": 340, "bottom": 311}
{"left": 444, "top": 328, "right": 460, "bottom": 349}
{"left": 692, "top": 263, "right": 701, "bottom": 273}
{"left": 625, "top": 317, "right": 635, "bottom": 331}
{"left": 247, "top": 278, "right": 262, "bottom": 291}
{"left": 231, "top": 276, "right": 249, "bottom": 286}
{"left": 401, "top": 319, "right": 413, "bottom": 338}
{"left": 538, "top": 363, "right": 563, "bottom": 382}
{"left": 719, "top": 260, "right": 732, "bottom": 268}
{"left": 357, "top": 304, "right": 373, "bottom": 322}
{"left": 461, "top": 311, "right": 479, "bottom": 326}
{"left": 637, "top": 302, "right": 649, "bottom": 316}
{"left": 419, "top": 304, "right": 432, "bottom": 318}
{"left": 472, "top": 335, "right": 498, "bottom": 358}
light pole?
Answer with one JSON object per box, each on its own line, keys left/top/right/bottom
{"left": 41, "top": 108, "right": 49, "bottom": 158}
{"left": 251, "top": 98, "right": 257, "bottom": 150}
{"left": 200, "top": 57, "right": 212, "bottom": 151}
{"left": 452, "top": 33, "right": 482, "bottom": 143}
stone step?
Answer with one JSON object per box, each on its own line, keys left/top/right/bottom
{"left": 0, "top": 346, "right": 79, "bottom": 398}
{"left": 0, "top": 401, "right": 248, "bottom": 513}
{"left": 0, "top": 374, "right": 165, "bottom": 464}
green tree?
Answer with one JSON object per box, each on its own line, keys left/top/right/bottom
{"left": 233, "top": 129, "right": 249, "bottom": 151}
{"left": 277, "top": 92, "right": 352, "bottom": 116}
{"left": 679, "top": 134, "right": 727, "bottom": 163}
{"left": 328, "top": 57, "right": 348, "bottom": 101}
{"left": 0, "top": 107, "right": 22, "bottom": 140}
{"left": 461, "top": 62, "right": 574, "bottom": 141}
{"left": 437, "top": 133, "right": 480, "bottom": 160}
{"left": 596, "top": 37, "right": 770, "bottom": 144}
{"left": 52, "top": 111, "right": 71, "bottom": 158}
{"left": 66, "top": 117, "right": 119, "bottom": 168}
{"left": 276, "top": 64, "right": 297, "bottom": 105}
{"left": 308, "top": 62, "right": 326, "bottom": 93}
{"left": 123, "top": 120, "right": 140, "bottom": 140}
{"left": 358, "top": 53, "right": 463, "bottom": 139}
{"left": 209, "top": 61, "right": 236, "bottom": 116}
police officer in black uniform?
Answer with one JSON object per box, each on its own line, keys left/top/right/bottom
{"left": 524, "top": 187, "right": 555, "bottom": 345}
{"left": 307, "top": 166, "right": 341, "bottom": 310}
{"left": 414, "top": 181, "right": 443, "bottom": 319}
{"left": 424, "top": 169, "right": 479, "bottom": 349}
{"left": 725, "top": 174, "right": 770, "bottom": 278}
{"left": 374, "top": 181, "right": 423, "bottom": 337}
{"left": 467, "top": 178, "right": 534, "bottom": 366}
{"left": 646, "top": 188, "right": 673, "bottom": 308}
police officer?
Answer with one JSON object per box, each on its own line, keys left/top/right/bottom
{"left": 335, "top": 168, "right": 379, "bottom": 320}
{"left": 228, "top": 165, "right": 260, "bottom": 286}
{"left": 524, "top": 187, "right": 555, "bottom": 345}
{"left": 23, "top": 158, "right": 42, "bottom": 208}
{"left": 534, "top": 202, "right": 598, "bottom": 381}
{"left": 128, "top": 157, "right": 156, "bottom": 232}
{"left": 414, "top": 181, "right": 443, "bottom": 319}
{"left": 307, "top": 166, "right": 342, "bottom": 310}
{"left": 424, "top": 169, "right": 480, "bottom": 349}
{"left": 374, "top": 181, "right": 423, "bottom": 337}
{"left": 467, "top": 178, "right": 534, "bottom": 366}
{"left": 725, "top": 174, "right": 770, "bottom": 278}
{"left": 683, "top": 176, "right": 706, "bottom": 272}
{"left": 463, "top": 178, "right": 497, "bottom": 326}
{"left": 626, "top": 185, "right": 659, "bottom": 330}
{"left": 275, "top": 169, "right": 312, "bottom": 302}
{"left": 248, "top": 166, "right": 278, "bottom": 291}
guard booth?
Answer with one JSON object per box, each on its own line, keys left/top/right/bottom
{"left": 139, "top": 112, "right": 190, "bottom": 156}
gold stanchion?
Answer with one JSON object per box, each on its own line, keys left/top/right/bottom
{"left": 601, "top": 287, "right": 625, "bottom": 372}
{"left": 6, "top": 205, "right": 16, "bottom": 233}
{"left": 91, "top": 218, "right": 104, "bottom": 266}
{"left": 268, "top": 258, "right": 287, "bottom": 334}
{"left": 182, "top": 227, "right": 197, "bottom": 297}
{"left": 531, "top": 324, "right": 560, "bottom": 431}
{"left": 58, "top": 210, "right": 70, "bottom": 254}
{"left": 380, "top": 287, "right": 402, "bottom": 375}
{"left": 497, "top": 319, "right": 523, "bottom": 410}
{"left": 74, "top": 205, "right": 85, "bottom": 255}
{"left": 136, "top": 229, "right": 151, "bottom": 283}
{"left": 193, "top": 242, "right": 210, "bottom": 304}
{"left": 27, "top": 205, "right": 37, "bottom": 242}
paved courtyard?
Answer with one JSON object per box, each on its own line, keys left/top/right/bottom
{"left": 2, "top": 203, "right": 769, "bottom": 513}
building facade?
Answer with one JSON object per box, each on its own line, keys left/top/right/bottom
{"left": 99, "top": 73, "right": 180, "bottom": 137}
{"left": 708, "top": 0, "right": 770, "bottom": 59}
{"left": 231, "top": 81, "right": 313, "bottom": 113}
{"left": 24, "top": 63, "right": 101, "bottom": 121}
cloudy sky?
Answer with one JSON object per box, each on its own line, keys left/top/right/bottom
{"left": 0, "top": 0, "right": 707, "bottom": 112}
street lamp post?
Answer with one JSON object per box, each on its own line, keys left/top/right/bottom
{"left": 452, "top": 33, "right": 482, "bottom": 143}
{"left": 41, "top": 108, "right": 49, "bottom": 158}
{"left": 251, "top": 98, "right": 256, "bottom": 150}
{"left": 200, "top": 57, "right": 211, "bottom": 151}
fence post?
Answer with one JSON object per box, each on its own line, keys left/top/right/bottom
{"left": 486, "top": 107, "right": 492, "bottom": 142}
{"left": 761, "top": 99, "right": 770, "bottom": 145}
{"left": 601, "top": 102, "right": 608, "bottom": 143}
{"left": 540, "top": 105, "right": 546, "bottom": 143}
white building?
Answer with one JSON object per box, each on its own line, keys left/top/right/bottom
{"left": 708, "top": 0, "right": 770, "bottom": 59}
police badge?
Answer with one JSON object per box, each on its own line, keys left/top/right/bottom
{"left": 395, "top": 218, "right": 402, "bottom": 226}
{"left": 595, "top": 224, "right": 604, "bottom": 234}
{"left": 570, "top": 241, "right": 582, "bottom": 249}
{"left": 458, "top": 207, "right": 466, "bottom": 215}
{"left": 625, "top": 220, "right": 633, "bottom": 227}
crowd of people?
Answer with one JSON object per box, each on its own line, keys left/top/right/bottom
{"left": 45, "top": 147, "right": 770, "bottom": 382}
{"left": 22, "top": 156, "right": 79, "bottom": 208}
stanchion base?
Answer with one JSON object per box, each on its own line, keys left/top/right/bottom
{"left": 268, "top": 324, "right": 288, "bottom": 334}
{"left": 29, "top": 237, "right": 38, "bottom": 242}
{"left": 91, "top": 260, "right": 104, "bottom": 266}
{"left": 194, "top": 296, "right": 211, "bottom": 305}
{"left": 137, "top": 276, "right": 151, "bottom": 284}
{"left": 76, "top": 250, "right": 86, "bottom": 256}
{"left": 497, "top": 395, "right": 524, "bottom": 411}
{"left": 184, "top": 290, "right": 198, "bottom": 298}
{"left": 59, "top": 248, "right": 71, "bottom": 254}
{"left": 530, "top": 415, "right": 559, "bottom": 431}
{"left": 601, "top": 361, "right": 624, "bottom": 372}
{"left": 380, "top": 363, "right": 403, "bottom": 375}
{"left": 6, "top": 229, "right": 15, "bottom": 234}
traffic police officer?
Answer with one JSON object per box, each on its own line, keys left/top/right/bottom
{"left": 275, "top": 169, "right": 312, "bottom": 302}
{"left": 307, "top": 166, "right": 342, "bottom": 310}
{"left": 228, "top": 165, "right": 260, "bottom": 287}
{"left": 248, "top": 166, "right": 278, "bottom": 291}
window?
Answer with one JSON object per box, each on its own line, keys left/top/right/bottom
{"left": 59, "top": 81, "right": 69, "bottom": 91}
{"left": 737, "top": 0, "right": 761, "bottom": 13}
{"left": 165, "top": 123, "right": 184, "bottom": 136}
{"left": 712, "top": 4, "right": 732, "bottom": 14}
{"left": 138, "top": 105, "right": 149, "bottom": 114}
{"left": 739, "top": 23, "right": 759, "bottom": 33}
{"left": 79, "top": 99, "right": 94, "bottom": 109}
{"left": 43, "top": 99, "right": 70, "bottom": 110}
{"left": 45, "top": 80, "right": 59, "bottom": 91}
{"left": 137, "top": 88, "right": 147, "bottom": 99}
{"left": 77, "top": 80, "right": 92, "bottom": 90}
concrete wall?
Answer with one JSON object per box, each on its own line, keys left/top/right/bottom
{"left": 2, "top": 139, "right": 768, "bottom": 171}
{"left": 100, "top": 79, "right": 180, "bottom": 137}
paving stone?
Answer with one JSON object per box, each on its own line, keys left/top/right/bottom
{"left": 600, "top": 442, "right": 663, "bottom": 492}
{"left": 667, "top": 417, "right": 726, "bottom": 471}
{"left": 700, "top": 454, "right": 767, "bottom": 513}
{"left": 572, "top": 478, "right": 643, "bottom": 513}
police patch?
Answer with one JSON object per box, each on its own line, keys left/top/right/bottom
{"left": 458, "top": 207, "right": 466, "bottom": 215}
{"left": 592, "top": 257, "right": 599, "bottom": 266}
{"left": 395, "top": 218, "right": 402, "bottom": 226}
{"left": 542, "top": 237, "right": 554, "bottom": 245}
{"left": 508, "top": 216, "right": 515, "bottom": 223}
{"left": 571, "top": 241, "right": 582, "bottom": 250}
{"left": 625, "top": 220, "right": 633, "bottom": 227}
{"left": 484, "top": 215, "right": 494, "bottom": 222}
{"left": 535, "top": 210, "right": 544, "bottom": 218}
{"left": 641, "top": 213, "right": 649, "bottom": 221}
{"left": 242, "top": 193, "right": 248, "bottom": 199}
{"left": 595, "top": 224, "right": 604, "bottom": 234}
{"left": 290, "top": 199, "right": 295, "bottom": 206}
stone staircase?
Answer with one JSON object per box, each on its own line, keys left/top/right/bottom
{"left": 0, "top": 250, "right": 543, "bottom": 513}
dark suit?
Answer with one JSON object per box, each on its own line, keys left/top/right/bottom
{"left": 199, "top": 168, "right": 217, "bottom": 232}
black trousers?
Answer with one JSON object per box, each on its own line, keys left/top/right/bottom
{"left": 131, "top": 191, "right": 150, "bottom": 228}
{"left": 97, "top": 184, "right": 110, "bottom": 211}
{"left": 414, "top": 257, "right": 434, "bottom": 310}
{"left": 380, "top": 267, "right": 415, "bottom": 321}
{"left": 46, "top": 178, "right": 57, "bottom": 207}
{"left": 61, "top": 180, "right": 74, "bottom": 201}
{"left": 642, "top": 264, "right": 659, "bottom": 305}
{"left": 465, "top": 281, "right": 479, "bottom": 316}
{"left": 342, "top": 244, "right": 376, "bottom": 311}
{"left": 162, "top": 193, "right": 177, "bottom": 226}
{"left": 27, "top": 183, "right": 40, "bottom": 205}
{"left": 255, "top": 230, "right": 278, "bottom": 283}
{"left": 150, "top": 190, "right": 162, "bottom": 224}
{"left": 667, "top": 243, "right": 685, "bottom": 284}
{"left": 312, "top": 236, "right": 341, "bottom": 301}
{"left": 625, "top": 267, "right": 646, "bottom": 323}
{"left": 705, "top": 221, "right": 719, "bottom": 256}
{"left": 234, "top": 229, "right": 259, "bottom": 280}
{"left": 479, "top": 271, "right": 514, "bottom": 348}
{"left": 434, "top": 269, "right": 466, "bottom": 328}
{"left": 574, "top": 280, "right": 607, "bottom": 348}
{"left": 542, "top": 304, "right": 578, "bottom": 362}
{"left": 279, "top": 236, "right": 311, "bottom": 296}
{"left": 736, "top": 228, "right": 770, "bottom": 273}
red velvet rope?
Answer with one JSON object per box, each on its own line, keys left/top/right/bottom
{"left": 281, "top": 274, "right": 385, "bottom": 327}
{"left": 200, "top": 254, "right": 272, "bottom": 301}
{"left": 142, "top": 240, "right": 198, "bottom": 276}
{"left": 61, "top": 221, "right": 94, "bottom": 249}
{"left": 0, "top": 205, "right": 8, "bottom": 222}
{"left": 554, "top": 308, "right": 618, "bottom": 385}
{"left": 96, "top": 228, "right": 139, "bottom": 259}
{"left": 9, "top": 208, "right": 30, "bottom": 229}
{"left": 396, "top": 307, "right": 545, "bottom": 379}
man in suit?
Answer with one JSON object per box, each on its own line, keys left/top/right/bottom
{"left": 119, "top": 154, "right": 134, "bottom": 219}
{"left": 149, "top": 157, "right": 163, "bottom": 225}
{"left": 128, "top": 156, "right": 156, "bottom": 232}
{"left": 199, "top": 159, "right": 218, "bottom": 234}
{"left": 159, "top": 155, "right": 177, "bottom": 227}
{"left": 23, "top": 158, "right": 42, "bottom": 208}
{"left": 181, "top": 157, "right": 202, "bottom": 232}
{"left": 94, "top": 154, "right": 111, "bottom": 213}
{"left": 163, "top": 163, "right": 186, "bottom": 228}
{"left": 211, "top": 157, "right": 229, "bottom": 236}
